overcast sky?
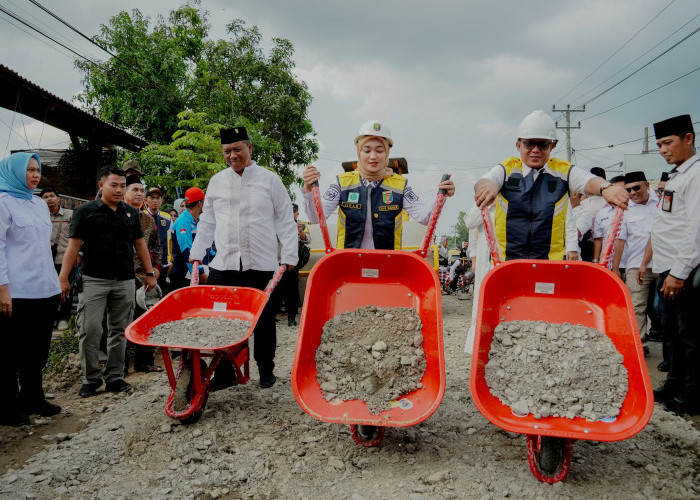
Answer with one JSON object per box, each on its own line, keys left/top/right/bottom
{"left": 1, "top": 0, "right": 699, "bottom": 233}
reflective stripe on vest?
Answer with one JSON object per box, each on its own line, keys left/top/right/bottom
{"left": 494, "top": 157, "right": 571, "bottom": 260}
{"left": 336, "top": 171, "right": 406, "bottom": 250}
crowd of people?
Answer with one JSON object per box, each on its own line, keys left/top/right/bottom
{"left": 0, "top": 111, "right": 697, "bottom": 428}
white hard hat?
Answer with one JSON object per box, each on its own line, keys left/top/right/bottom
{"left": 136, "top": 284, "right": 163, "bottom": 310}
{"left": 516, "top": 110, "right": 558, "bottom": 141}
{"left": 354, "top": 120, "right": 394, "bottom": 147}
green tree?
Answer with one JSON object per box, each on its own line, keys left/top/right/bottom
{"left": 454, "top": 210, "right": 469, "bottom": 245}
{"left": 132, "top": 110, "right": 282, "bottom": 200}
{"left": 76, "top": 2, "right": 317, "bottom": 186}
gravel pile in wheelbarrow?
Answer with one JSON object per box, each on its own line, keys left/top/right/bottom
{"left": 149, "top": 317, "right": 251, "bottom": 348}
{"left": 316, "top": 305, "right": 426, "bottom": 414}
{"left": 485, "top": 320, "right": 628, "bottom": 421}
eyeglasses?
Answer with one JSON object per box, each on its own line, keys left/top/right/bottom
{"left": 520, "top": 139, "right": 554, "bottom": 151}
{"left": 625, "top": 185, "right": 643, "bottom": 193}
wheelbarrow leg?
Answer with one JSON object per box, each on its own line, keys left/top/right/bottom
{"left": 350, "top": 425, "right": 385, "bottom": 447}
{"left": 526, "top": 435, "right": 575, "bottom": 483}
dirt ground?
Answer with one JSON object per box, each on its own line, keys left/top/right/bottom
{"left": 1, "top": 296, "right": 699, "bottom": 499}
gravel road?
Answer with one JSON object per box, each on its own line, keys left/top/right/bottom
{"left": 0, "top": 296, "right": 698, "bottom": 499}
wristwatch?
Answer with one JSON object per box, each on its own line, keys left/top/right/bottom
{"left": 599, "top": 181, "right": 612, "bottom": 195}
{"left": 145, "top": 272, "right": 155, "bottom": 277}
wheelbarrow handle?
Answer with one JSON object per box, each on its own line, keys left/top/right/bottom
{"left": 311, "top": 180, "right": 334, "bottom": 254}
{"left": 419, "top": 174, "right": 451, "bottom": 255}
{"left": 191, "top": 260, "right": 200, "bottom": 286}
{"left": 599, "top": 206, "right": 624, "bottom": 269}
{"left": 264, "top": 264, "right": 287, "bottom": 297}
{"left": 481, "top": 206, "right": 502, "bottom": 265}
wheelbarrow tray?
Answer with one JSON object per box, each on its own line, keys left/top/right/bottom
{"left": 125, "top": 285, "right": 268, "bottom": 350}
{"left": 470, "top": 259, "right": 653, "bottom": 442}
{"left": 292, "top": 248, "right": 446, "bottom": 428}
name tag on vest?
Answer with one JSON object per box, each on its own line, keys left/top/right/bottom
{"left": 341, "top": 201, "right": 362, "bottom": 209}
{"left": 378, "top": 204, "right": 400, "bottom": 212}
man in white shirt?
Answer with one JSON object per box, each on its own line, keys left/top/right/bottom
{"left": 644, "top": 114, "right": 700, "bottom": 416}
{"left": 592, "top": 176, "right": 627, "bottom": 271}
{"left": 611, "top": 172, "right": 659, "bottom": 347}
{"left": 190, "top": 127, "right": 298, "bottom": 389}
{"left": 474, "top": 110, "right": 629, "bottom": 261}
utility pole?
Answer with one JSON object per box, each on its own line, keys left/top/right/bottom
{"left": 643, "top": 127, "right": 649, "bottom": 153}
{"left": 552, "top": 104, "right": 585, "bottom": 163}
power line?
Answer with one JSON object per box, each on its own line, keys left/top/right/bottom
{"left": 555, "top": 0, "right": 676, "bottom": 104}
{"left": 570, "top": 11, "right": 700, "bottom": 105}
{"left": 580, "top": 23, "right": 700, "bottom": 108}
{"left": 583, "top": 65, "right": 700, "bottom": 121}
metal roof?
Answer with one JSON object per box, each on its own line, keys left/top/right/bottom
{"left": 0, "top": 64, "right": 148, "bottom": 151}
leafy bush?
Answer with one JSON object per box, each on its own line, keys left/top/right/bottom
{"left": 44, "top": 316, "right": 79, "bottom": 374}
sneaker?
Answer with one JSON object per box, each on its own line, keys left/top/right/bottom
{"left": 653, "top": 381, "right": 681, "bottom": 403}
{"left": 0, "top": 411, "right": 30, "bottom": 427}
{"left": 57, "top": 320, "right": 69, "bottom": 331}
{"left": 78, "top": 381, "right": 102, "bottom": 398}
{"left": 20, "top": 400, "right": 61, "bottom": 417}
{"left": 259, "top": 372, "right": 277, "bottom": 389}
{"left": 643, "top": 344, "right": 650, "bottom": 357}
{"left": 105, "top": 379, "right": 132, "bottom": 393}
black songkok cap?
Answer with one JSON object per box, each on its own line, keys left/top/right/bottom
{"left": 125, "top": 174, "right": 141, "bottom": 187}
{"left": 610, "top": 175, "right": 625, "bottom": 184}
{"left": 653, "top": 114, "right": 694, "bottom": 139}
{"left": 220, "top": 127, "right": 249, "bottom": 144}
{"left": 660, "top": 171, "right": 670, "bottom": 182}
{"left": 590, "top": 167, "right": 606, "bottom": 179}
{"left": 624, "top": 171, "right": 646, "bottom": 183}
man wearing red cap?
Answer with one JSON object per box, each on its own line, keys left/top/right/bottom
{"left": 170, "top": 187, "right": 207, "bottom": 290}
{"left": 645, "top": 114, "right": 700, "bottom": 416}
{"left": 190, "top": 127, "right": 298, "bottom": 389}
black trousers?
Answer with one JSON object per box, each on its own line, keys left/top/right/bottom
{"left": 279, "top": 266, "right": 300, "bottom": 321}
{"left": 0, "top": 295, "right": 60, "bottom": 413}
{"left": 656, "top": 270, "right": 700, "bottom": 400}
{"left": 208, "top": 268, "right": 278, "bottom": 377}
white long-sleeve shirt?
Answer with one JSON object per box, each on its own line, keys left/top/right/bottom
{"left": 617, "top": 192, "right": 659, "bottom": 270}
{"left": 0, "top": 193, "right": 61, "bottom": 298}
{"left": 190, "top": 163, "right": 298, "bottom": 272}
{"left": 651, "top": 154, "right": 700, "bottom": 278}
{"left": 303, "top": 176, "right": 435, "bottom": 249}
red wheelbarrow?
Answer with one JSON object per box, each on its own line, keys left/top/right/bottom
{"left": 292, "top": 177, "right": 450, "bottom": 446}
{"left": 470, "top": 207, "right": 653, "bottom": 482}
{"left": 125, "top": 263, "right": 285, "bottom": 424}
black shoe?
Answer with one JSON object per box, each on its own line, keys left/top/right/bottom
{"left": 653, "top": 381, "right": 681, "bottom": 403}
{"left": 646, "top": 330, "right": 664, "bottom": 342}
{"left": 259, "top": 372, "right": 277, "bottom": 389}
{"left": 20, "top": 400, "right": 61, "bottom": 417}
{"left": 210, "top": 376, "right": 237, "bottom": 392}
{"left": 78, "top": 381, "right": 103, "bottom": 398}
{"left": 657, "top": 361, "right": 670, "bottom": 372}
{"left": 643, "top": 344, "right": 650, "bottom": 357}
{"left": 105, "top": 379, "right": 132, "bottom": 393}
{"left": 663, "top": 396, "right": 700, "bottom": 416}
{"left": 288, "top": 318, "right": 297, "bottom": 327}
{"left": 0, "top": 411, "right": 30, "bottom": 426}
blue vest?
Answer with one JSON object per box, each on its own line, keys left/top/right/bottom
{"left": 336, "top": 171, "right": 406, "bottom": 250}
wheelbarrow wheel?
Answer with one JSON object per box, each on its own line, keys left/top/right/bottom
{"left": 527, "top": 435, "right": 574, "bottom": 483}
{"left": 173, "top": 356, "right": 209, "bottom": 425}
{"left": 350, "top": 425, "right": 385, "bottom": 447}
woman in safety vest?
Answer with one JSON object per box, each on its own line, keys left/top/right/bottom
{"left": 302, "top": 120, "right": 455, "bottom": 249}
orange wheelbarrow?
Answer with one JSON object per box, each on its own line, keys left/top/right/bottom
{"left": 292, "top": 177, "right": 450, "bottom": 446}
{"left": 125, "top": 263, "right": 285, "bottom": 424}
{"left": 470, "top": 207, "right": 653, "bottom": 482}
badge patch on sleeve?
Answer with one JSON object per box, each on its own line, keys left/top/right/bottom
{"left": 404, "top": 186, "right": 418, "bottom": 204}
{"left": 323, "top": 184, "right": 340, "bottom": 201}
{"left": 179, "top": 228, "right": 186, "bottom": 234}
{"left": 382, "top": 191, "right": 393, "bottom": 204}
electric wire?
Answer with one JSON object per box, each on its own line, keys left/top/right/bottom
{"left": 555, "top": 0, "right": 676, "bottom": 104}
